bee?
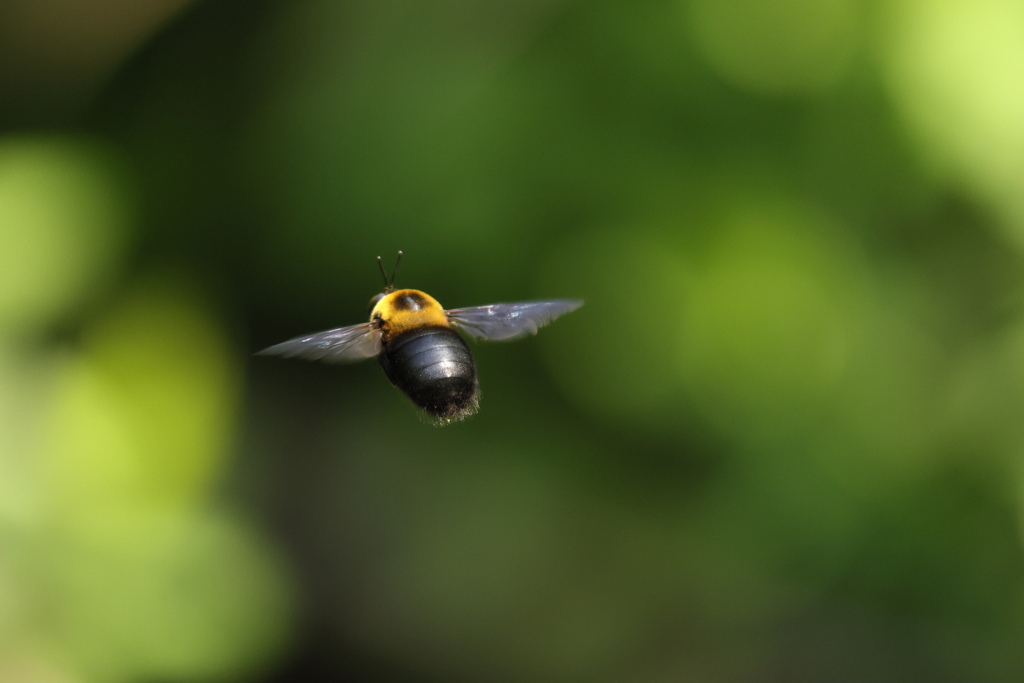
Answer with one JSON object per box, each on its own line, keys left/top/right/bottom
{"left": 258, "top": 252, "right": 582, "bottom": 424}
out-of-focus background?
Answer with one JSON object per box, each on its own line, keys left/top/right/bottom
{"left": 3, "top": 0, "right": 1024, "bottom": 681}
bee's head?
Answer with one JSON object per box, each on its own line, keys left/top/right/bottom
{"left": 367, "top": 291, "right": 386, "bottom": 316}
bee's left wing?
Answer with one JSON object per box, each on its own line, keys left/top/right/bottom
{"left": 447, "top": 299, "right": 583, "bottom": 342}
{"left": 256, "top": 322, "right": 381, "bottom": 363}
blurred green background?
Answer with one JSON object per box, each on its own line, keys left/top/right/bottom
{"left": 3, "top": 0, "right": 1024, "bottom": 681}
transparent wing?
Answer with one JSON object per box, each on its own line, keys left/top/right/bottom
{"left": 447, "top": 299, "right": 583, "bottom": 342}
{"left": 256, "top": 322, "right": 381, "bottom": 363}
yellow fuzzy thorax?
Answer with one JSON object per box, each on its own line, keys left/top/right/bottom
{"left": 370, "top": 288, "right": 450, "bottom": 337}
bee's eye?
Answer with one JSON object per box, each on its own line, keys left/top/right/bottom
{"left": 368, "top": 293, "right": 385, "bottom": 315}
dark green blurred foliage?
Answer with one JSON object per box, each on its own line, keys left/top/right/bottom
{"left": 3, "top": 0, "right": 1024, "bottom": 681}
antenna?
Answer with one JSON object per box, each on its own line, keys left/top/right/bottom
{"left": 376, "top": 255, "right": 388, "bottom": 289}
{"left": 376, "top": 251, "right": 403, "bottom": 292}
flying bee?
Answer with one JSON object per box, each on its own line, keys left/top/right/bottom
{"left": 258, "top": 252, "right": 583, "bottom": 424}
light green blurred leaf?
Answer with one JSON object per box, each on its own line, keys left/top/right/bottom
{"left": 42, "top": 277, "right": 238, "bottom": 526}
{"left": 0, "top": 137, "right": 131, "bottom": 335}
{"left": 878, "top": 0, "right": 1024, "bottom": 247}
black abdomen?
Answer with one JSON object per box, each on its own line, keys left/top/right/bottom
{"left": 379, "top": 326, "right": 478, "bottom": 421}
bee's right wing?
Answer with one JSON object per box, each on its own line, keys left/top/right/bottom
{"left": 447, "top": 299, "right": 583, "bottom": 342}
{"left": 256, "top": 322, "right": 381, "bottom": 363}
